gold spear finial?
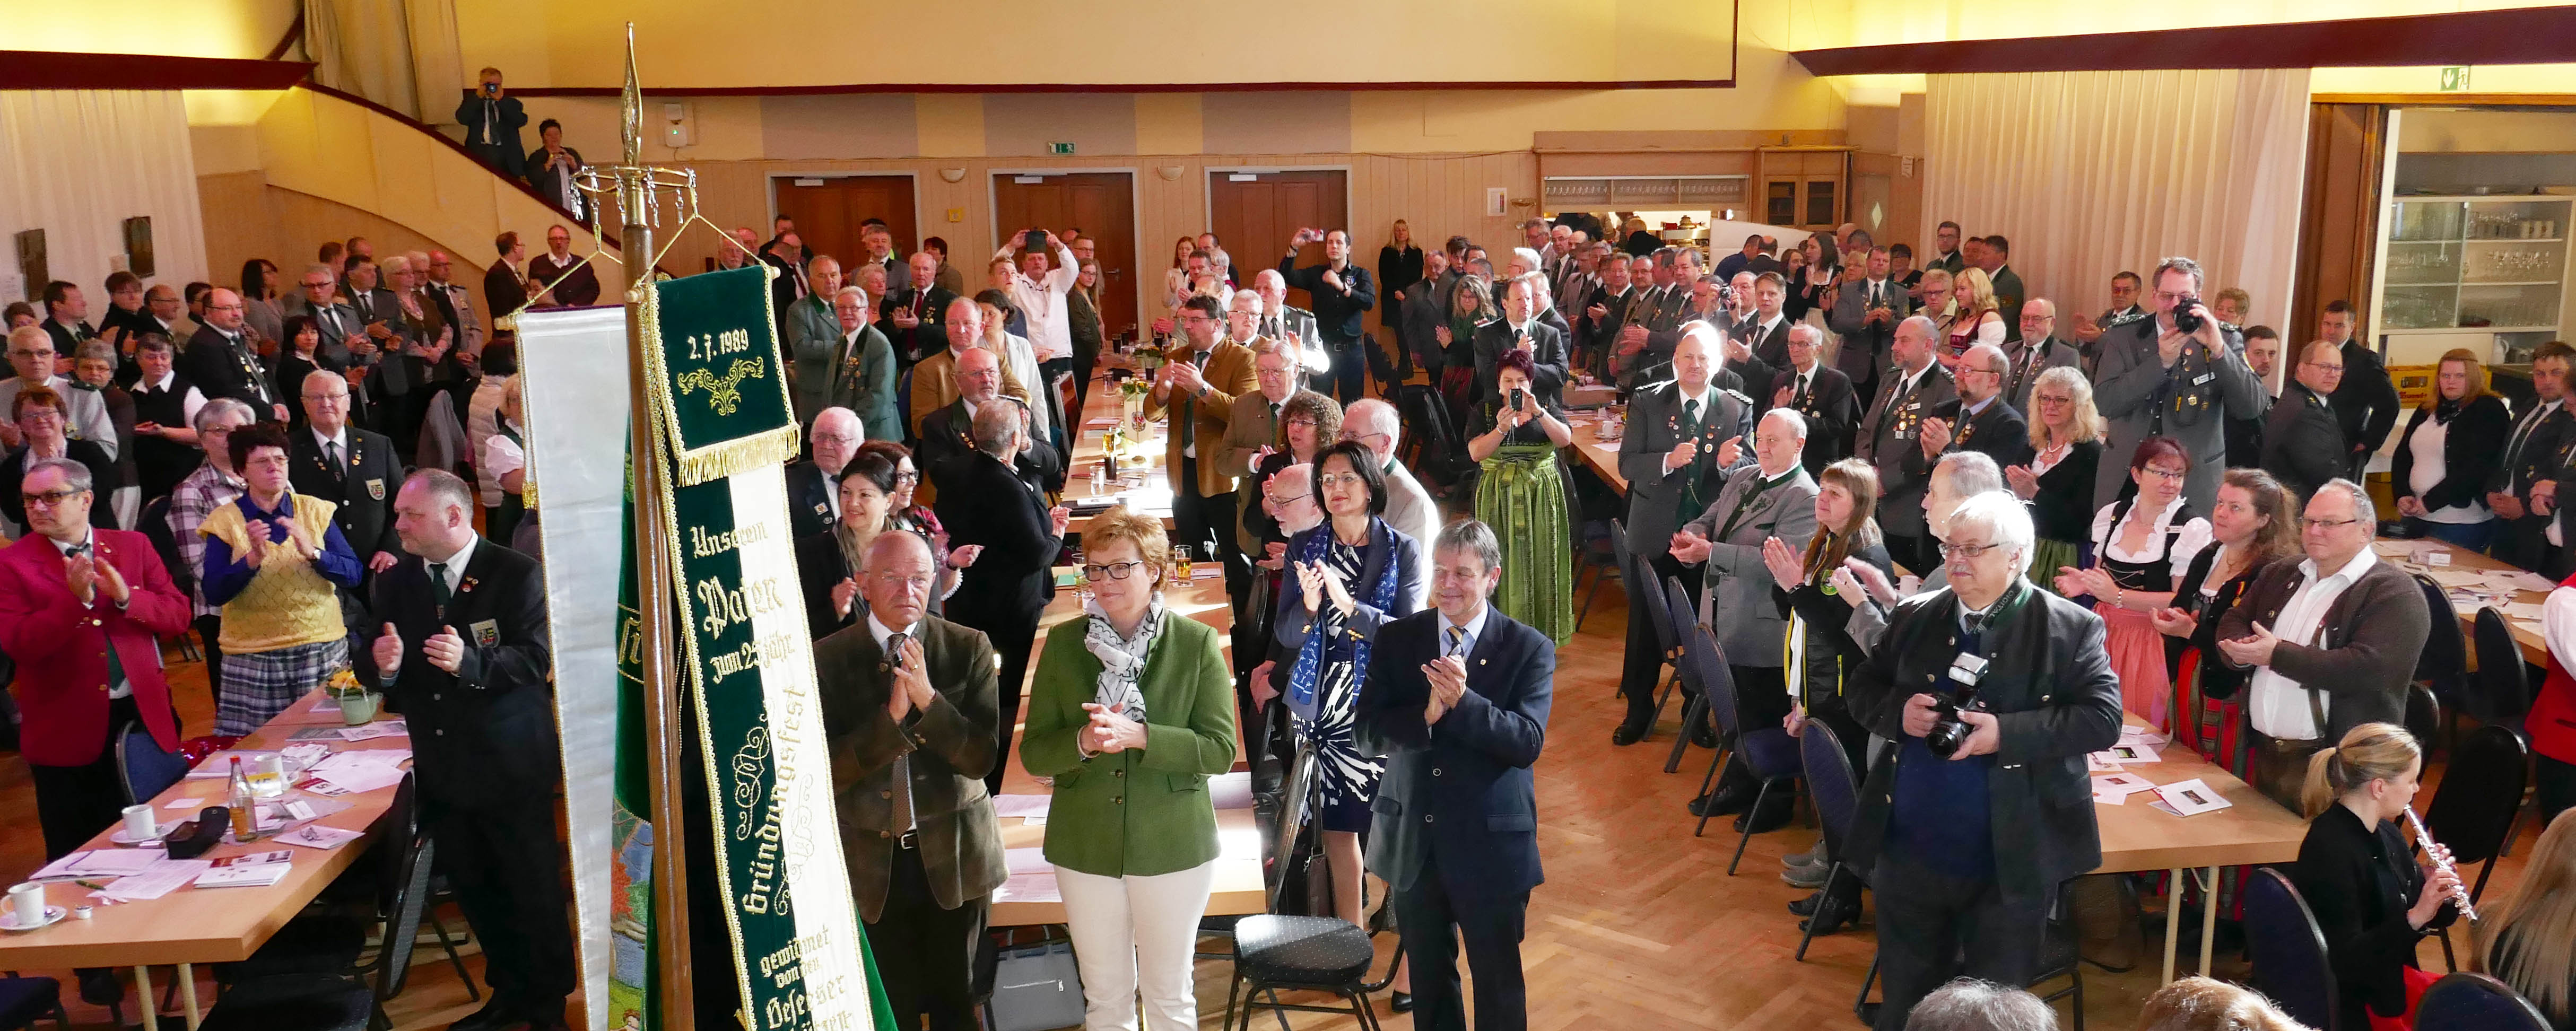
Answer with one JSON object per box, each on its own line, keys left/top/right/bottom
{"left": 620, "top": 22, "right": 642, "bottom": 168}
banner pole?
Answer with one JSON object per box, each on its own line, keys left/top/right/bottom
{"left": 611, "top": 24, "right": 697, "bottom": 1029}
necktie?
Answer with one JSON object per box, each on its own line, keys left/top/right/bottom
{"left": 326, "top": 440, "right": 345, "bottom": 478}
{"left": 2504, "top": 405, "right": 2548, "bottom": 475}
{"left": 1444, "top": 625, "right": 1468, "bottom": 658}
{"left": 429, "top": 562, "right": 451, "bottom": 613}
{"left": 885, "top": 631, "right": 917, "bottom": 835}
{"left": 72, "top": 544, "right": 127, "bottom": 690}
{"left": 1678, "top": 398, "right": 1708, "bottom": 516}
{"left": 1716, "top": 471, "right": 1789, "bottom": 542}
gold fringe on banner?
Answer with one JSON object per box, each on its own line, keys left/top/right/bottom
{"left": 671, "top": 424, "right": 801, "bottom": 487}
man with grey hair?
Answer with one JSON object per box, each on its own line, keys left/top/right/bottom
{"left": 1672, "top": 408, "right": 1818, "bottom": 828}
{"left": 1342, "top": 398, "right": 1438, "bottom": 583}
{"left": 1856, "top": 314, "right": 1958, "bottom": 572}
{"left": 1842, "top": 451, "right": 2007, "bottom": 654}
{"left": 1900, "top": 979, "right": 2059, "bottom": 1031}
{"left": 1919, "top": 343, "right": 2033, "bottom": 468}
{"left": 2, "top": 325, "right": 117, "bottom": 456}
{"left": 2093, "top": 255, "right": 2266, "bottom": 511}
{"left": 1847, "top": 488, "right": 2120, "bottom": 1031}
{"left": 935, "top": 398, "right": 1070, "bottom": 791}
{"left": 2001, "top": 298, "right": 2078, "bottom": 416}
{"left": 1774, "top": 320, "right": 1860, "bottom": 473}
{"left": 1247, "top": 267, "right": 1323, "bottom": 373}
{"left": 2217, "top": 477, "right": 2430, "bottom": 810}
{"left": 1615, "top": 324, "right": 1754, "bottom": 745}
{"left": 785, "top": 407, "right": 866, "bottom": 540}
{"left": 1356, "top": 518, "right": 1553, "bottom": 1031}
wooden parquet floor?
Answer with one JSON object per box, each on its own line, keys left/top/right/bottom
{"left": 1, "top": 581, "right": 2536, "bottom": 1030}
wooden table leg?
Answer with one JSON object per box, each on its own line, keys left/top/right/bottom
{"left": 2198, "top": 867, "right": 2221, "bottom": 978}
{"left": 178, "top": 962, "right": 202, "bottom": 1029}
{"left": 133, "top": 964, "right": 158, "bottom": 1031}
{"left": 2160, "top": 867, "right": 2183, "bottom": 985}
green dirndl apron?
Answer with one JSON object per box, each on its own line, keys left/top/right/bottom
{"left": 1474, "top": 442, "right": 1574, "bottom": 644}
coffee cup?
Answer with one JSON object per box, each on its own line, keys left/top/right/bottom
{"left": 122, "top": 803, "right": 157, "bottom": 840}
{"left": 7, "top": 883, "right": 45, "bottom": 926}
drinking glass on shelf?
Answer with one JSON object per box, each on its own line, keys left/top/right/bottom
{"left": 1175, "top": 544, "right": 1195, "bottom": 582}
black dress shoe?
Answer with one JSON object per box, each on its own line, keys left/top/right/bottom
{"left": 1389, "top": 992, "right": 1414, "bottom": 1014}
{"left": 1858, "top": 1001, "right": 1882, "bottom": 1025}
{"left": 1687, "top": 779, "right": 1759, "bottom": 817}
{"left": 1733, "top": 791, "right": 1795, "bottom": 834}
{"left": 1788, "top": 890, "right": 1825, "bottom": 916}
{"left": 447, "top": 1001, "right": 523, "bottom": 1031}
{"left": 77, "top": 969, "right": 123, "bottom": 1007}
{"left": 1611, "top": 723, "right": 1649, "bottom": 747}
{"left": 1800, "top": 897, "right": 1857, "bottom": 936}
{"left": 1690, "top": 722, "right": 1720, "bottom": 748}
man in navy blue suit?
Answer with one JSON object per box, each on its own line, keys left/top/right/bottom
{"left": 1358, "top": 519, "right": 1554, "bottom": 1031}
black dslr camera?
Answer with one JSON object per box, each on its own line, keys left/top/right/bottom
{"left": 1925, "top": 652, "right": 1989, "bottom": 759}
{"left": 2170, "top": 296, "right": 2206, "bottom": 334}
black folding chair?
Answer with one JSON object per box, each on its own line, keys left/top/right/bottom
{"left": 1220, "top": 733, "right": 1397, "bottom": 1031}
{"left": 2242, "top": 867, "right": 2337, "bottom": 1031}
{"left": 198, "top": 829, "right": 435, "bottom": 1031}
{"left": 2417, "top": 972, "right": 2553, "bottom": 1031}
{"left": 1794, "top": 722, "right": 1863, "bottom": 962}
{"left": 2466, "top": 607, "right": 2533, "bottom": 739}
{"left": 2410, "top": 573, "right": 2467, "bottom": 721}
{"left": 2421, "top": 724, "right": 2529, "bottom": 969}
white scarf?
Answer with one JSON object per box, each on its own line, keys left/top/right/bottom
{"left": 1082, "top": 595, "right": 1165, "bottom": 723}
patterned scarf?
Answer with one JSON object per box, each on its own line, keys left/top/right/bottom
{"left": 1082, "top": 594, "right": 1165, "bottom": 723}
{"left": 1284, "top": 522, "right": 1400, "bottom": 722}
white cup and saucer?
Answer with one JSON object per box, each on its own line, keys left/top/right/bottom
{"left": 3, "top": 883, "right": 65, "bottom": 932}
{"left": 109, "top": 803, "right": 165, "bottom": 845}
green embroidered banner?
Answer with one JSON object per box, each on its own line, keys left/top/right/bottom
{"left": 616, "top": 265, "right": 892, "bottom": 1031}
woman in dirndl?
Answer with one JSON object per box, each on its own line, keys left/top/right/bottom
{"left": 1274, "top": 440, "right": 1425, "bottom": 933}
{"left": 2151, "top": 467, "right": 2301, "bottom": 774}
{"left": 2052, "top": 435, "right": 2207, "bottom": 731}
{"left": 1467, "top": 348, "right": 1576, "bottom": 644}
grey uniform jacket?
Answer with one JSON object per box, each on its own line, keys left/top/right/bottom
{"left": 1852, "top": 363, "right": 1958, "bottom": 539}
{"left": 1618, "top": 379, "right": 1755, "bottom": 555}
{"left": 2091, "top": 314, "right": 2266, "bottom": 512}
{"left": 1681, "top": 465, "right": 1818, "bottom": 666}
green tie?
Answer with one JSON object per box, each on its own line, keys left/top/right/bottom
{"left": 1677, "top": 397, "right": 1708, "bottom": 517}
{"left": 430, "top": 562, "right": 451, "bottom": 612}
{"left": 1716, "top": 470, "right": 1793, "bottom": 543}
{"left": 75, "top": 544, "right": 127, "bottom": 691}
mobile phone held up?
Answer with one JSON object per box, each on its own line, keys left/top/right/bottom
{"left": 1510, "top": 387, "right": 1527, "bottom": 412}
{"left": 1023, "top": 229, "right": 1047, "bottom": 253}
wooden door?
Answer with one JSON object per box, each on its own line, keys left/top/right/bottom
{"left": 772, "top": 175, "right": 919, "bottom": 270}
{"left": 2293, "top": 103, "right": 2387, "bottom": 353}
{"left": 993, "top": 171, "right": 1138, "bottom": 338}
{"left": 1209, "top": 170, "right": 1349, "bottom": 310}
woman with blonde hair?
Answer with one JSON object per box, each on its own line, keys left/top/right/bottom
{"left": 2136, "top": 976, "right": 2309, "bottom": 1031}
{"left": 2290, "top": 722, "right": 2464, "bottom": 1031}
{"left": 2475, "top": 808, "right": 2576, "bottom": 1030}
{"left": 2008, "top": 365, "right": 2109, "bottom": 586}
{"left": 1023, "top": 505, "right": 1238, "bottom": 1031}
{"left": 2391, "top": 346, "right": 2510, "bottom": 549}
{"left": 1942, "top": 266, "right": 2008, "bottom": 360}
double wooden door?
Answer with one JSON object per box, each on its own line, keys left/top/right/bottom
{"left": 1208, "top": 169, "right": 1350, "bottom": 310}
{"left": 773, "top": 175, "right": 919, "bottom": 273}
{"left": 991, "top": 171, "right": 1137, "bottom": 338}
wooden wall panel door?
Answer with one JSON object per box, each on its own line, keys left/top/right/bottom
{"left": 994, "top": 171, "right": 1138, "bottom": 338}
{"left": 772, "top": 175, "right": 918, "bottom": 269}
{"left": 2292, "top": 103, "right": 2387, "bottom": 353}
{"left": 1210, "top": 170, "right": 1349, "bottom": 311}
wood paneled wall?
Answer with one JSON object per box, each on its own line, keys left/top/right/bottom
{"left": 660, "top": 150, "right": 1538, "bottom": 323}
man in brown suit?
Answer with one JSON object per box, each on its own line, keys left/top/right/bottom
{"left": 2216, "top": 478, "right": 2431, "bottom": 810}
{"left": 818, "top": 531, "right": 1005, "bottom": 1031}
{"left": 1146, "top": 293, "right": 1259, "bottom": 599}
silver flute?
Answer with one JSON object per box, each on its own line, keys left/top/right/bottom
{"left": 2404, "top": 807, "right": 2477, "bottom": 922}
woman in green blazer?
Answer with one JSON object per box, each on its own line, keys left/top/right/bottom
{"left": 1022, "top": 505, "right": 1237, "bottom": 1031}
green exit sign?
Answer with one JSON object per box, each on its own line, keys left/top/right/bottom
{"left": 2440, "top": 66, "right": 2471, "bottom": 91}
{"left": 1049, "top": 142, "right": 1076, "bottom": 155}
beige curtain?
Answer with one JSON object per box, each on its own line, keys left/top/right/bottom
{"left": 306, "top": 0, "right": 422, "bottom": 119}
{"left": 0, "top": 90, "right": 209, "bottom": 304}
{"left": 1920, "top": 69, "right": 2311, "bottom": 336}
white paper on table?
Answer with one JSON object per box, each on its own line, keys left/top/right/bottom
{"left": 1004, "top": 847, "right": 1051, "bottom": 875}
{"left": 991, "top": 871, "right": 1061, "bottom": 904}
{"left": 2490, "top": 570, "right": 2557, "bottom": 593}
{"left": 2153, "top": 777, "right": 2234, "bottom": 816}
{"left": 2506, "top": 601, "right": 2548, "bottom": 621}
{"left": 164, "top": 795, "right": 219, "bottom": 810}
{"left": 2086, "top": 752, "right": 2124, "bottom": 773}
{"left": 1022, "top": 815, "right": 1047, "bottom": 827}
{"left": 195, "top": 862, "right": 291, "bottom": 889}
{"left": 185, "top": 750, "right": 280, "bottom": 779}
{"left": 991, "top": 794, "right": 1051, "bottom": 819}
{"left": 2427, "top": 569, "right": 2486, "bottom": 588}
{"left": 2094, "top": 772, "right": 2157, "bottom": 797}
{"left": 2118, "top": 726, "right": 2170, "bottom": 746}
{"left": 2108, "top": 743, "right": 2162, "bottom": 763}
{"left": 274, "top": 824, "right": 363, "bottom": 850}
{"left": 2093, "top": 788, "right": 2129, "bottom": 805}
{"left": 338, "top": 721, "right": 407, "bottom": 742}
{"left": 311, "top": 765, "right": 407, "bottom": 795}
{"left": 95, "top": 859, "right": 213, "bottom": 901}
{"left": 2372, "top": 541, "right": 2414, "bottom": 557}
{"left": 64, "top": 849, "right": 170, "bottom": 878}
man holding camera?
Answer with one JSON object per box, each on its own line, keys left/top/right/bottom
{"left": 2091, "top": 256, "right": 2266, "bottom": 512}
{"left": 455, "top": 67, "right": 528, "bottom": 180}
{"left": 1843, "top": 492, "right": 2122, "bottom": 1030}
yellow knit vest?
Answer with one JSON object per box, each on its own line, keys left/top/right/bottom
{"left": 200, "top": 494, "right": 350, "bottom": 654}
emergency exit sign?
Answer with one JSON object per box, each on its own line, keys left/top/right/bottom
{"left": 2440, "top": 66, "right": 2471, "bottom": 91}
{"left": 1049, "top": 142, "right": 1076, "bottom": 155}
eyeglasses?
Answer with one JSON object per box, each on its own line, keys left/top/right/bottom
{"left": 1082, "top": 560, "right": 1148, "bottom": 581}
{"left": 1318, "top": 473, "right": 1366, "bottom": 488}
{"left": 2140, "top": 465, "right": 2187, "bottom": 482}
{"left": 2303, "top": 361, "right": 2344, "bottom": 372}
{"left": 1265, "top": 492, "right": 1310, "bottom": 507}
{"left": 22, "top": 489, "right": 86, "bottom": 509}
{"left": 1937, "top": 541, "right": 2007, "bottom": 560}
{"left": 1285, "top": 417, "right": 1319, "bottom": 429}
{"left": 893, "top": 471, "right": 920, "bottom": 484}
{"left": 2300, "top": 517, "right": 2364, "bottom": 531}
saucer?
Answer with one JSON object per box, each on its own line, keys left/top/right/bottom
{"left": 0, "top": 906, "right": 66, "bottom": 932}
{"left": 109, "top": 827, "right": 166, "bottom": 845}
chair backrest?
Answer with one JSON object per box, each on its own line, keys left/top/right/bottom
{"left": 1608, "top": 518, "right": 1632, "bottom": 586}
{"left": 2242, "top": 867, "right": 2338, "bottom": 1031}
{"left": 2423, "top": 724, "right": 2530, "bottom": 869}
{"left": 2405, "top": 685, "right": 2444, "bottom": 752}
{"left": 371, "top": 773, "right": 420, "bottom": 912}
{"left": 1798, "top": 721, "right": 1860, "bottom": 855}
{"left": 138, "top": 494, "right": 194, "bottom": 597}
{"left": 2468, "top": 607, "right": 2534, "bottom": 722}
{"left": 115, "top": 724, "right": 188, "bottom": 806}
{"left": 1661, "top": 575, "right": 1699, "bottom": 643}
{"left": 372, "top": 832, "right": 436, "bottom": 1005}
{"left": 2412, "top": 573, "right": 2467, "bottom": 701}
{"left": 2416, "top": 972, "right": 2554, "bottom": 1031}
{"left": 1266, "top": 734, "right": 1319, "bottom": 914}
{"left": 1637, "top": 565, "right": 1677, "bottom": 657}
{"left": 1677, "top": 619, "right": 1739, "bottom": 737}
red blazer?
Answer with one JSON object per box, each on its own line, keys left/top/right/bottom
{"left": 2532, "top": 572, "right": 2576, "bottom": 766}
{"left": 0, "top": 530, "right": 193, "bottom": 767}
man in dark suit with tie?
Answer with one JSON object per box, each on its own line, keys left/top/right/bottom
{"left": 1921, "top": 344, "right": 2034, "bottom": 470}
{"left": 2001, "top": 300, "right": 2081, "bottom": 417}
{"left": 360, "top": 469, "right": 572, "bottom": 1031}
{"left": 1471, "top": 275, "right": 1570, "bottom": 412}
{"left": 287, "top": 370, "right": 404, "bottom": 606}
{"left": 1615, "top": 328, "right": 1754, "bottom": 746}
{"left": 455, "top": 68, "right": 528, "bottom": 179}
{"left": 2262, "top": 340, "right": 2351, "bottom": 503}
{"left": 1978, "top": 236, "right": 2026, "bottom": 339}
{"left": 785, "top": 408, "right": 866, "bottom": 540}
{"left": 1829, "top": 246, "right": 1909, "bottom": 402}
{"left": 932, "top": 403, "right": 1068, "bottom": 791}
{"left": 1356, "top": 519, "right": 1553, "bottom": 1031}
{"left": 181, "top": 288, "right": 286, "bottom": 422}
{"left": 917, "top": 350, "right": 1059, "bottom": 500}
{"left": 483, "top": 232, "right": 533, "bottom": 321}
{"left": 816, "top": 530, "right": 1005, "bottom": 1031}
{"left": 2488, "top": 341, "right": 2576, "bottom": 575}
{"left": 1855, "top": 317, "right": 1960, "bottom": 573}
{"left": 1722, "top": 273, "right": 1794, "bottom": 406}
{"left": 878, "top": 251, "right": 959, "bottom": 375}
{"left": 1770, "top": 324, "right": 1860, "bottom": 472}
{"left": 2319, "top": 300, "right": 2399, "bottom": 482}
